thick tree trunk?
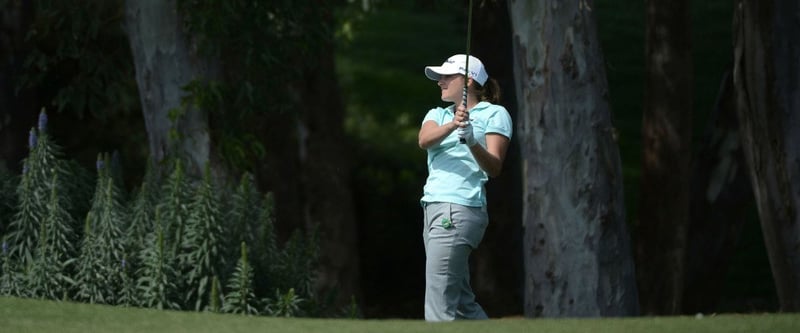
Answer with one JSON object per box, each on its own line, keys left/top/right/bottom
{"left": 509, "top": 0, "right": 639, "bottom": 317}
{"left": 471, "top": 0, "right": 524, "bottom": 317}
{"left": 294, "top": 40, "right": 362, "bottom": 311}
{"left": 682, "top": 70, "right": 753, "bottom": 314}
{"left": 636, "top": 0, "right": 693, "bottom": 315}
{"left": 123, "top": 0, "right": 215, "bottom": 180}
{"left": 733, "top": 0, "right": 800, "bottom": 311}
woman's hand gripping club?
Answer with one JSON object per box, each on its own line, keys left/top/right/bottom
{"left": 456, "top": 87, "right": 476, "bottom": 146}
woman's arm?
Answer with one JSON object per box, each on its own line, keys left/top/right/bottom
{"left": 418, "top": 120, "right": 458, "bottom": 149}
{"left": 469, "top": 133, "right": 510, "bottom": 177}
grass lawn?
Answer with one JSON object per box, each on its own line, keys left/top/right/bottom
{"left": 1, "top": 297, "right": 798, "bottom": 333}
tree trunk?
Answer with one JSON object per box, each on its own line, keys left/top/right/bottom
{"left": 635, "top": 0, "right": 693, "bottom": 315}
{"left": 733, "top": 0, "right": 800, "bottom": 311}
{"left": 123, "top": 0, "right": 217, "bottom": 180}
{"left": 292, "top": 22, "right": 362, "bottom": 310}
{"left": 283, "top": 26, "right": 360, "bottom": 315}
{"left": 508, "top": 0, "right": 639, "bottom": 317}
{"left": 682, "top": 69, "right": 753, "bottom": 314}
{"left": 471, "top": 0, "right": 524, "bottom": 317}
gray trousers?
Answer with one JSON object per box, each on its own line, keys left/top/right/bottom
{"left": 422, "top": 202, "right": 489, "bottom": 321}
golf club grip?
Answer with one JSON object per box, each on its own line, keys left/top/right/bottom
{"left": 459, "top": 85, "right": 468, "bottom": 144}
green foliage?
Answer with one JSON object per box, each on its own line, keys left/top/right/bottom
{"left": 174, "top": 0, "right": 340, "bottom": 171}
{"left": 181, "top": 164, "right": 225, "bottom": 311}
{"left": 136, "top": 214, "right": 180, "bottom": 310}
{"left": 239, "top": 191, "right": 322, "bottom": 315}
{"left": 158, "top": 159, "right": 192, "bottom": 259}
{"left": 122, "top": 165, "right": 158, "bottom": 303}
{"left": 277, "top": 228, "right": 320, "bottom": 302}
{"left": 17, "top": 0, "right": 138, "bottom": 117}
{"left": 73, "top": 153, "right": 128, "bottom": 305}
{"left": 0, "top": 115, "right": 326, "bottom": 317}
{"left": 225, "top": 174, "right": 261, "bottom": 268}
{"left": 6, "top": 111, "right": 76, "bottom": 276}
{"left": 254, "top": 193, "right": 279, "bottom": 266}
{"left": 61, "top": 160, "right": 95, "bottom": 227}
{"left": 222, "top": 242, "right": 259, "bottom": 315}
{"left": 0, "top": 236, "right": 25, "bottom": 297}
{"left": 27, "top": 172, "right": 76, "bottom": 300}
{"left": 117, "top": 254, "right": 138, "bottom": 307}
{"left": 72, "top": 216, "right": 108, "bottom": 304}
{"left": 127, "top": 178, "right": 156, "bottom": 245}
{"left": 265, "top": 288, "right": 303, "bottom": 318}
{"left": 6, "top": 157, "right": 42, "bottom": 270}
{"left": 249, "top": 192, "right": 279, "bottom": 300}
{"left": 208, "top": 275, "right": 222, "bottom": 313}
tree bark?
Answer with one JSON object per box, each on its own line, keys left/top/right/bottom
{"left": 509, "top": 0, "right": 639, "bottom": 317}
{"left": 733, "top": 0, "right": 800, "bottom": 311}
{"left": 471, "top": 0, "right": 524, "bottom": 317}
{"left": 635, "top": 0, "right": 693, "bottom": 315}
{"left": 293, "top": 26, "right": 362, "bottom": 311}
{"left": 123, "top": 0, "right": 216, "bottom": 180}
{"left": 682, "top": 69, "right": 753, "bottom": 314}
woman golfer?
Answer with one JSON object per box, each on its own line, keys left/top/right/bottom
{"left": 417, "top": 54, "right": 512, "bottom": 321}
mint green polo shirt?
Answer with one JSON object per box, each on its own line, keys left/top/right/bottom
{"left": 420, "top": 101, "right": 513, "bottom": 207}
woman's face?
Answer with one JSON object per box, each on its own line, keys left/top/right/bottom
{"left": 437, "top": 74, "right": 464, "bottom": 103}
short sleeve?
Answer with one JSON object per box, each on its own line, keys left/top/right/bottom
{"left": 486, "top": 105, "right": 513, "bottom": 139}
{"left": 422, "top": 107, "right": 446, "bottom": 126}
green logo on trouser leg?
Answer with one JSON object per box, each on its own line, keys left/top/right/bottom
{"left": 441, "top": 218, "right": 453, "bottom": 229}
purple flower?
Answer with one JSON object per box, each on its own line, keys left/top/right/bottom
{"left": 38, "top": 110, "right": 48, "bottom": 132}
{"left": 2, "top": 241, "right": 7, "bottom": 255}
{"left": 121, "top": 258, "right": 127, "bottom": 269}
{"left": 96, "top": 157, "right": 104, "bottom": 171}
{"left": 28, "top": 128, "right": 37, "bottom": 149}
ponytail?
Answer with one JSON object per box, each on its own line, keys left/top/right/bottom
{"left": 475, "top": 78, "right": 501, "bottom": 104}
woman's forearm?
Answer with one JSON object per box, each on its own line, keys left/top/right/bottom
{"left": 418, "top": 120, "right": 458, "bottom": 149}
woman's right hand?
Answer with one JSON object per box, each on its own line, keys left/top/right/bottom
{"left": 453, "top": 104, "right": 470, "bottom": 128}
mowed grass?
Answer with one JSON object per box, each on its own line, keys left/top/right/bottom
{"left": 2, "top": 297, "right": 798, "bottom": 333}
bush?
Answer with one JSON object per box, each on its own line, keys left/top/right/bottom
{"left": 0, "top": 110, "right": 328, "bottom": 317}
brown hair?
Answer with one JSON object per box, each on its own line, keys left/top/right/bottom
{"left": 473, "top": 78, "right": 501, "bottom": 104}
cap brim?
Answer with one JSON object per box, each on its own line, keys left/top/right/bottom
{"left": 425, "top": 66, "right": 460, "bottom": 81}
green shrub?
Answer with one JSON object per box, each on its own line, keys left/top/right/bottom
{"left": 0, "top": 110, "right": 332, "bottom": 317}
{"left": 27, "top": 172, "right": 76, "bottom": 300}
{"left": 158, "top": 159, "right": 192, "bottom": 261}
{"left": 181, "top": 164, "right": 225, "bottom": 311}
{"left": 222, "top": 242, "right": 259, "bottom": 315}
{"left": 5, "top": 111, "right": 80, "bottom": 297}
{"left": 136, "top": 211, "right": 180, "bottom": 310}
{"left": 74, "top": 153, "right": 129, "bottom": 304}
{"left": 0, "top": 236, "right": 24, "bottom": 297}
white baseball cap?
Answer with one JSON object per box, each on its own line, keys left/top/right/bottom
{"left": 424, "top": 54, "right": 489, "bottom": 86}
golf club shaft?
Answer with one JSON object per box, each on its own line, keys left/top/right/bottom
{"left": 460, "top": 0, "right": 473, "bottom": 144}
